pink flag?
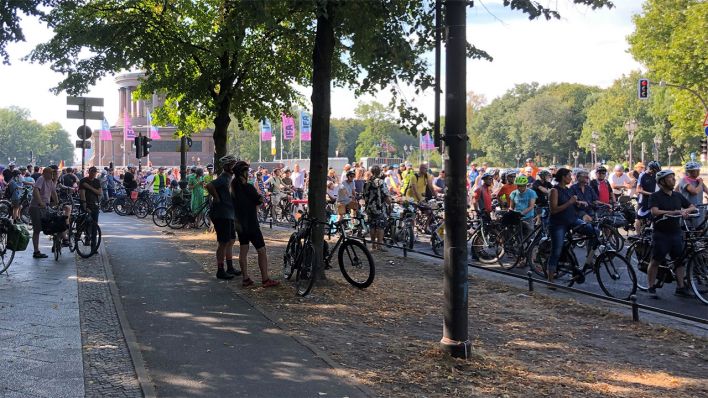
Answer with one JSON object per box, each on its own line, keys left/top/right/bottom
{"left": 261, "top": 119, "right": 272, "bottom": 141}
{"left": 282, "top": 114, "right": 295, "bottom": 140}
{"left": 300, "top": 111, "right": 311, "bottom": 141}
{"left": 147, "top": 111, "right": 161, "bottom": 140}
{"left": 100, "top": 118, "right": 112, "bottom": 141}
{"left": 123, "top": 113, "right": 135, "bottom": 140}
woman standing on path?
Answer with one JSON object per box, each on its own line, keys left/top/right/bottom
{"left": 188, "top": 168, "right": 205, "bottom": 216}
{"left": 231, "top": 161, "right": 280, "bottom": 288}
{"left": 363, "top": 165, "right": 390, "bottom": 251}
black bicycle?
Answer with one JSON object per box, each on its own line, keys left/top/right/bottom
{"left": 0, "top": 217, "right": 16, "bottom": 274}
{"left": 284, "top": 216, "right": 374, "bottom": 297}
{"left": 72, "top": 208, "right": 102, "bottom": 258}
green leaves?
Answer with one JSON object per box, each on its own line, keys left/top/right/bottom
{"left": 0, "top": 107, "right": 73, "bottom": 165}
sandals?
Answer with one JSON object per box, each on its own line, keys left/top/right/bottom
{"left": 262, "top": 279, "right": 280, "bottom": 288}
{"left": 242, "top": 278, "right": 255, "bottom": 287}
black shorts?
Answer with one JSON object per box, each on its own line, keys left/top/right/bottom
{"left": 651, "top": 232, "right": 683, "bottom": 262}
{"left": 213, "top": 218, "right": 236, "bottom": 243}
{"left": 237, "top": 227, "right": 265, "bottom": 250}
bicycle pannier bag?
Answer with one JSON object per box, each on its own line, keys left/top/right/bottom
{"left": 7, "top": 223, "right": 30, "bottom": 251}
{"left": 42, "top": 214, "right": 68, "bottom": 235}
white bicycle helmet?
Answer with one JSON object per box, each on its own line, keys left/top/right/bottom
{"left": 219, "top": 155, "right": 238, "bottom": 168}
{"left": 655, "top": 169, "right": 674, "bottom": 183}
{"left": 685, "top": 161, "right": 701, "bottom": 171}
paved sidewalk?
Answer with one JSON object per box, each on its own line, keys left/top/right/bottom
{"left": 102, "top": 213, "right": 367, "bottom": 397}
{"left": 0, "top": 240, "right": 84, "bottom": 398}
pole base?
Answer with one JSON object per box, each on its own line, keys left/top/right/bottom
{"left": 440, "top": 337, "right": 472, "bottom": 359}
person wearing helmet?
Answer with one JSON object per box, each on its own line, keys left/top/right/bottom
{"left": 510, "top": 175, "right": 537, "bottom": 237}
{"left": 590, "top": 165, "right": 614, "bottom": 206}
{"left": 230, "top": 161, "right": 279, "bottom": 288}
{"left": 532, "top": 169, "right": 553, "bottom": 226}
{"left": 677, "top": 161, "right": 708, "bottom": 228}
{"left": 636, "top": 161, "right": 661, "bottom": 233}
{"left": 122, "top": 165, "right": 138, "bottom": 195}
{"left": 525, "top": 158, "right": 539, "bottom": 179}
{"left": 647, "top": 169, "right": 695, "bottom": 297}
{"left": 609, "top": 164, "right": 633, "bottom": 199}
{"left": 472, "top": 172, "right": 495, "bottom": 216}
{"left": 363, "top": 165, "right": 391, "bottom": 251}
{"left": 206, "top": 156, "right": 240, "bottom": 280}
{"left": 496, "top": 169, "right": 517, "bottom": 208}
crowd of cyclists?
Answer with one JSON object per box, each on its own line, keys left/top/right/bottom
{"left": 1, "top": 153, "right": 706, "bottom": 303}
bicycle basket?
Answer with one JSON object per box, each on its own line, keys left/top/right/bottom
{"left": 499, "top": 210, "right": 521, "bottom": 226}
{"left": 42, "top": 214, "right": 68, "bottom": 235}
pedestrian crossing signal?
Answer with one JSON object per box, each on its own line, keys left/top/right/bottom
{"left": 142, "top": 136, "right": 152, "bottom": 157}
{"left": 638, "top": 79, "right": 649, "bottom": 99}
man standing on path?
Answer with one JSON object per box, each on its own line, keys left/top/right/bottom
{"left": 291, "top": 164, "right": 305, "bottom": 199}
{"left": 206, "top": 156, "right": 241, "bottom": 280}
{"left": 29, "top": 167, "right": 58, "bottom": 258}
{"left": 231, "top": 161, "right": 279, "bottom": 288}
{"left": 79, "top": 167, "right": 102, "bottom": 225}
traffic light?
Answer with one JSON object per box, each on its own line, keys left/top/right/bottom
{"left": 142, "top": 136, "right": 152, "bottom": 157}
{"left": 135, "top": 136, "right": 143, "bottom": 159}
{"left": 638, "top": 78, "right": 649, "bottom": 99}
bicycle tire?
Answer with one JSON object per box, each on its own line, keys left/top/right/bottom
{"left": 497, "top": 227, "right": 520, "bottom": 270}
{"left": 527, "top": 234, "right": 550, "bottom": 278}
{"left": 53, "top": 235, "right": 61, "bottom": 261}
{"left": 431, "top": 234, "right": 444, "bottom": 257}
{"left": 626, "top": 240, "right": 651, "bottom": 291}
{"left": 296, "top": 243, "right": 317, "bottom": 296}
{"left": 133, "top": 198, "right": 150, "bottom": 218}
{"left": 470, "top": 229, "right": 503, "bottom": 264}
{"left": 338, "top": 239, "right": 375, "bottom": 288}
{"left": 595, "top": 251, "right": 636, "bottom": 300}
{"left": 687, "top": 251, "right": 708, "bottom": 305}
{"left": 20, "top": 204, "right": 31, "bottom": 225}
{"left": 75, "top": 221, "right": 101, "bottom": 258}
{"left": 152, "top": 206, "right": 168, "bottom": 227}
{"left": 113, "top": 197, "right": 129, "bottom": 216}
{"left": 0, "top": 231, "right": 16, "bottom": 274}
{"left": 0, "top": 201, "right": 10, "bottom": 219}
{"left": 166, "top": 206, "right": 188, "bottom": 229}
{"left": 283, "top": 233, "right": 301, "bottom": 280}
{"left": 401, "top": 226, "right": 414, "bottom": 250}
{"left": 600, "top": 226, "right": 624, "bottom": 252}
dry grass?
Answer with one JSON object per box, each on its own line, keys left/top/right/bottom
{"left": 162, "top": 224, "right": 707, "bottom": 398}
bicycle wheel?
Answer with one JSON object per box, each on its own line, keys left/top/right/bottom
{"left": 431, "top": 233, "right": 444, "bottom": 257}
{"left": 497, "top": 228, "right": 520, "bottom": 270}
{"left": 113, "top": 197, "right": 129, "bottom": 216}
{"left": 20, "top": 204, "right": 31, "bottom": 225}
{"left": 0, "top": 231, "right": 15, "bottom": 274}
{"left": 595, "top": 251, "right": 636, "bottom": 300}
{"left": 600, "top": 226, "right": 624, "bottom": 252}
{"left": 470, "top": 228, "right": 503, "bottom": 264}
{"left": 152, "top": 206, "right": 168, "bottom": 227}
{"left": 626, "top": 241, "right": 651, "bottom": 291}
{"left": 166, "top": 206, "right": 188, "bottom": 229}
{"left": 295, "top": 243, "right": 316, "bottom": 296}
{"left": 401, "top": 225, "right": 414, "bottom": 250}
{"left": 75, "top": 221, "right": 101, "bottom": 258}
{"left": 338, "top": 239, "right": 375, "bottom": 288}
{"left": 527, "top": 235, "right": 550, "bottom": 278}
{"left": 0, "top": 201, "right": 10, "bottom": 219}
{"left": 687, "top": 251, "right": 708, "bottom": 305}
{"left": 283, "top": 234, "right": 301, "bottom": 280}
{"left": 133, "top": 198, "right": 150, "bottom": 218}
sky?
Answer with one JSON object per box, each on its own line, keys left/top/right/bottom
{"left": 0, "top": 0, "right": 645, "bottom": 137}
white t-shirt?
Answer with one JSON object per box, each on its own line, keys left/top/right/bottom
{"left": 608, "top": 173, "right": 632, "bottom": 195}
{"left": 337, "top": 180, "right": 355, "bottom": 205}
{"left": 291, "top": 171, "right": 305, "bottom": 189}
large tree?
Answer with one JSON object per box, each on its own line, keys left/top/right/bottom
{"left": 0, "top": 107, "right": 74, "bottom": 165}
{"left": 29, "top": 0, "right": 312, "bottom": 168}
{"left": 628, "top": 0, "right": 708, "bottom": 144}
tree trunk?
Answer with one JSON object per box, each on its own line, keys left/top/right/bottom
{"left": 213, "top": 96, "right": 232, "bottom": 172}
{"left": 309, "top": 2, "right": 336, "bottom": 279}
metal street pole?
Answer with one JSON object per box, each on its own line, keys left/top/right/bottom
{"left": 441, "top": 0, "right": 471, "bottom": 360}
{"left": 433, "top": 0, "right": 442, "bottom": 153}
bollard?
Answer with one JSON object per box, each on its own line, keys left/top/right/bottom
{"left": 527, "top": 271, "right": 534, "bottom": 292}
{"left": 630, "top": 295, "right": 639, "bottom": 322}
{"left": 403, "top": 246, "right": 407, "bottom": 257}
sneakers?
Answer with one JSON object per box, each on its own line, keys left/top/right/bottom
{"left": 674, "top": 287, "right": 691, "bottom": 297}
{"left": 216, "top": 268, "right": 235, "bottom": 280}
{"left": 226, "top": 267, "right": 242, "bottom": 276}
{"left": 32, "top": 251, "right": 48, "bottom": 259}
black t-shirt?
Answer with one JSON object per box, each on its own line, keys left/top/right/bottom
{"left": 532, "top": 180, "right": 552, "bottom": 207}
{"left": 638, "top": 172, "right": 656, "bottom": 210}
{"left": 210, "top": 173, "right": 234, "bottom": 220}
{"left": 123, "top": 172, "right": 137, "bottom": 191}
{"left": 31, "top": 172, "right": 42, "bottom": 181}
{"left": 232, "top": 182, "right": 262, "bottom": 233}
{"left": 648, "top": 190, "right": 691, "bottom": 234}
{"left": 80, "top": 177, "right": 101, "bottom": 209}
{"left": 62, "top": 173, "right": 78, "bottom": 187}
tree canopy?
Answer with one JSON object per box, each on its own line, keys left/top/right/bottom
{"left": 0, "top": 107, "right": 74, "bottom": 166}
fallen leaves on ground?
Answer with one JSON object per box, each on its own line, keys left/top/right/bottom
{"left": 166, "top": 224, "right": 707, "bottom": 398}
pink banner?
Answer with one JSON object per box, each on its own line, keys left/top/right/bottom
{"left": 123, "top": 113, "right": 135, "bottom": 140}
{"left": 261, "top": 119, "right": 272, "bottom": 141}
{"left": 282, "top": 114, "right": 295, "bottom": 140}
{"left": 100, "top": 118, "right": 112, "bottom": 141}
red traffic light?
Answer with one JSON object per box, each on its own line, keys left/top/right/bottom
{"left": 638, "top": 79, "right": 649, "bottom": 99}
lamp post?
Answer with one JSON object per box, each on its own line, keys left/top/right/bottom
{"left": 624, "top": 119, "right": 638, "bottom": 168}
{"left": 572, "top": 151, "right": 579, "bottom": 168}
{"left": 591, "top": 131, "right": 599, "bottom": 166}
{"left": 667, "top": 145, "right": 675, "bottom": 167}
{"left": 653, "top": 135, "right": 662, "bottom": 163}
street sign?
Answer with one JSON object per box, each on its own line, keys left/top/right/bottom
{"left": 76, "top": 125, "right": 92, "bottom": 140}
{"left": 75, "top": 140, "right": 92, "bottom": 149}
{"left": 704, "top": 126, "right": 708, "bottom": 137}
{"left": 66, "top": 96, "right": 104, "bottom": 120}
{"left": 703, "top": 113, "right": 708, "bottom": 127}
